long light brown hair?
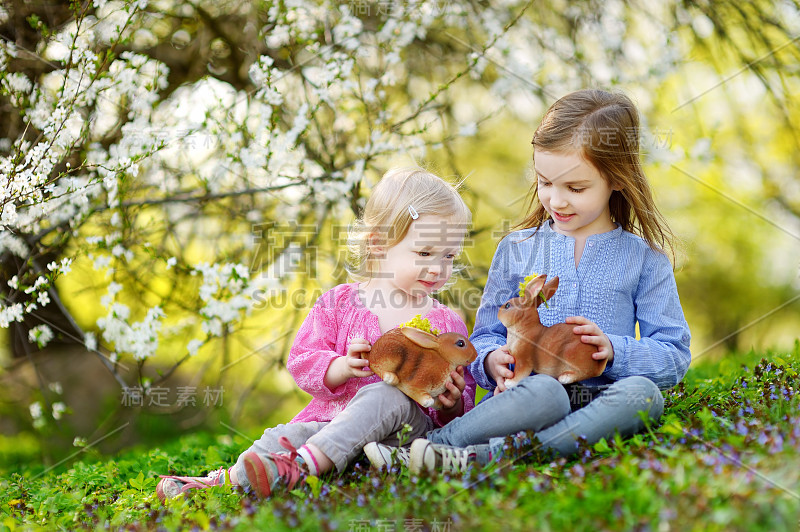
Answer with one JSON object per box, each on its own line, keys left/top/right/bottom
{"left": 518, "top": 89, "right": 676, "bottom": 262}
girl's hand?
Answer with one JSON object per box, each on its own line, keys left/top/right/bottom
{"left": 345, "top": 338, "right": 374, "bottom": 378}
{"left": 485, "top": 346, "right": 514, "bottom": 396}
{"left": 438, "top": 365, "right": 466, "bottom": 411}
{"left": 438, "top": 366, "right": 466, "bottom": 422}
{"left": 565, "top": 316, "right": 614, "bottom": 362}
{"left": 324, "top": 338, "right": 373, "bottom": 391}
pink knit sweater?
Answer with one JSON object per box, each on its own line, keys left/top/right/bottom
{"left": 287, "top": 283, "right": 476, "bottom": 427}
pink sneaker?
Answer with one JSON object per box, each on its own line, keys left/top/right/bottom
{"left": 156, "top": 467, "right": 229, "bottom": 503}
{"left": 241, "top": 436, "right": 306, "bottom": 498}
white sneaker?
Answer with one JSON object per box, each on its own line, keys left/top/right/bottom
{"left": 364, "top": 442, "right": 411, "bottom": 470}
{"left": 409, "top": 439, "right": 477, "bottom": 474}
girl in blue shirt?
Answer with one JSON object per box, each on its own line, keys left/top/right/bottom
{"left": 366, "top": 89, "right": 691, "bottom": 472}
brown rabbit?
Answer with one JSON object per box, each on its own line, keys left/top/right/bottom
{"left": 498, "top": 274, "right": 606, "bottom": 386}
{"left": 365, "top": 327, "right": 477, "bottom": 409}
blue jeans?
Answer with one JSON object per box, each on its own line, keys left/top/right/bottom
{"left": 425, "top": 374, "right": 664, "bottom": 462}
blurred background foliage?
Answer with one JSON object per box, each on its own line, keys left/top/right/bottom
{"left": 0, "top": 0, "right": 798, "bottom": 465}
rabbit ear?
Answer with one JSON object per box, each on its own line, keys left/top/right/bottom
{"left": 523, "top": 274, "right": 547, "bottom": 302}
{"left": 400, "top": 327, "right": 439, "bottom": 349}
{"left": 542, "top": 276, "right": 559, "bottom": 301}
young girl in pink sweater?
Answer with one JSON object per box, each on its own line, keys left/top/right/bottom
{"left": 156, "top": 167, "right": 476, "bottom": 501}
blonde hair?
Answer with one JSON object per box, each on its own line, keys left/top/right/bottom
{"left": 518, "top": 89, "right": 676, "bottom": 262}
{"left": 348, "top": 167, "right": 472, "bottom": 281}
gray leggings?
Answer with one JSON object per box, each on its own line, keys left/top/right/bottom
{"left": 426, "top": 374, "right": 664, "bottom": 461}
{"left": 232, "top": 381, "right": 434, "bottom": 485}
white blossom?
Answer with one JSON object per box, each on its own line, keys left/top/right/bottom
{"left": 84, "top": 331, "right": 97, "bottom": 352}
{"left": 52, "top": 402, "right": 67, "bottom": 420}
{"left": 37, "top": 291, "right": 50, "bottom": 306}
{"left": 193, "top": 262, "right": 254, "bottom": 337}
{"left": 29, "top": 402, "right": 43, "bottom": 420}
{"left": 458, "top": 123, "right": 478, "bottom": 137}
{"left": 97, "top": 303, "right": 164, "bottom": 360}
{"left": 28, "top": 324, "right": 54, "bottom": 347}
{"left": 265, "top": 25, "right": 290, "bottom": 48}
{"left": 187, "top": 339, "right": 203, "bottom": 356}
{"left": 93, "top": 255, "right": 112, "bottom": 270}
{"left": 332, "top": 7, "right": 362, "bottom": 50}
{"left": 2, "top": 72, "right": 33, "bottom": 94}
{"left": 0, "top": 0, "right": 699, "bottom": 383}
{"left": 690, "top": 137, "right": 714, "bottom": 161}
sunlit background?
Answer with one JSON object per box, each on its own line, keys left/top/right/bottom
{"left": 1, "top": 0, "right": 798, "bottom": 464}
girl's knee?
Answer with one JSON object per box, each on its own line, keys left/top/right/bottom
{"left": 350, "top": 381, "right": 416, "bottom": 416}
{"left": 517, "top": 374, "right": 571, "bottom": 416}
{"left": 353, "top": 381, "right": 407, "bottom": 401}
{"left": 616, "top": 376, "right": 663, "bottom": 420}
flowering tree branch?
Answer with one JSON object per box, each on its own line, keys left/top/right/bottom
{"left": 2, "top": 0, "right": 797, "bottom": 436}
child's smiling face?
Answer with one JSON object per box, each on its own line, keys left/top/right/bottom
{"left": 377, "top": 214, "right": 465, "bottom": 300}
{"left": 534, "top": 150, "right": 619, "bottom": 239}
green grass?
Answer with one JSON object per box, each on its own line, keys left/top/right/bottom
{"left": 2, "top": 344, "right": 799, "bottom": 531}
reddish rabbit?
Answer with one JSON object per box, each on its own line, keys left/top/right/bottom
{"left": 498, "top": 274, "right": 606, "bottom": 386}
{"left": 366, "top": 327, "right": 477, "bottom": 409}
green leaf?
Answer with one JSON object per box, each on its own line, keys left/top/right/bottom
{"left": 289, "top": 488, "right": 307, "bottom": 499}
{"left": 653, "top": 446, "right": 679, "bottom": 458}
{"left": 305, "top": 475, "right": 321, "bottom": 498}
{"left": 205, "top": 446, "right": 222, "bottom": 466}
{"left": 660, "top": 419, "right": 684, "bottom": 437}
{"left": 128, "top": 471, "right": 145, "bottom": 491}
{"left": 593, "top": 438, "right": 611, "bottom": 453}
{"left": 697, "top": 407, "right": 715, "bottom": 428}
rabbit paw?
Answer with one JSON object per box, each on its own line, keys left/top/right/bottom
{"left": 558, "top": 372, "right": 576, "bottom": 384}
{"left": 382, "top": 372, "right": 399, "bottom": 386}
{"left": 419, "top": 394, "right": 434, "bottom": 408}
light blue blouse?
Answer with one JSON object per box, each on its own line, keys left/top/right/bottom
{"left": 469, "top": 221, "right": 692, "bottom": 391}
